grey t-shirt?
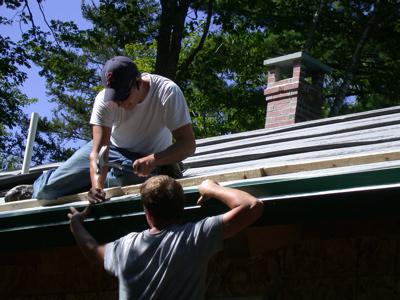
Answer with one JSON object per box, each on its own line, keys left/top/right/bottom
{"left": 104, "top": 215, "right": 223, "bottom": 300}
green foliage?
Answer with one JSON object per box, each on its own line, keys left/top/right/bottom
{"left": 179, "top": 30, "right": 267, "bottom": 137}
{"left": 125, "top": 41, "right": 157, "bottom": 73}
{"left": 1, "top": 0, "right": 400, "bottom": 168}
{"left": 0, "top": 1, "right": 39, "bottom": 170}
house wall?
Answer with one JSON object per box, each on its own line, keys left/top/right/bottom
{"left": 206, "top": 216, "right": 400, "bottom": 299}
{"left": 0, "top": 246, "right": 117, "bottom": 299}
{"left": 2, "top": 216, "right": 400, "bottom": 299}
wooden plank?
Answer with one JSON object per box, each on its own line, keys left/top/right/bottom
{"left": 181, "top": 151, "right": 400, "bottom": 187}
{"left": 121, "top": 169, "right": 266, "bottom": 196}
{"left": 1, "top": 150, "right": 399, "bottom": 213}
{"left": 0, "top": 198, "right": 44, "bottom": 212}
{"left": 263, "top": 151, "right": 400, "bottom": 176}
{"left": 0, "top": 187, "right": 125, "bottom": 212}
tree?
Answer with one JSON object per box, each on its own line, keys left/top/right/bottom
{"left": 0, "top": 0, "right": 37, "bottom": 169}
{"left": 328, "top": 0, "right": 400, "bottom": 116}
{"left": 2, "top": 0, "right": 400, "bottom": 168}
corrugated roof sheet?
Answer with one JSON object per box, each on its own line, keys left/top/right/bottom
{"left": 185, "top": 106, "right": 400, "bottom": 175}
{"left": 1, "top": 105, "right": 400, "bottom": 212}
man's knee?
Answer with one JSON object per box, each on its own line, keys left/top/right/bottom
{"left": 34, "top": 187, "right": 59, "bottom": 200}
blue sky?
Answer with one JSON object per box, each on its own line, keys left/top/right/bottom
{"left": 1, "top": 0, "right": 96, "bottom": 119}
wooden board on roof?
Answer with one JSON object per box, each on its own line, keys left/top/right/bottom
{"left": 1, "top": 152, "right": 399, "bottom": 213}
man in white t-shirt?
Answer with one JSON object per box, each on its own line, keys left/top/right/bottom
{"left": 86, "top": 56, "right": 195, "bottom": 203}
{"left": 21, "top": 56, "right": 195, "bottom": 202}
{"left": 68, "top": 176, "right": 264, "bottom": 299}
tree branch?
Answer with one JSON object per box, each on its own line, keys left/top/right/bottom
{"left": 177, "top": 0, "right": 213, "bottom": 80}
{"left": 23, "top": 0, "right": 36, "bottom": 32}
{"left": 330, "top": 1, "right": 381, "bottom": 116}
{"left": 37, "top": 0, "right": 61, "bottom": 48}
{"left": 303, "top": 0, "right": 325, "bottom": 53}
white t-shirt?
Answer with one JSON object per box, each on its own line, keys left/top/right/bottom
{"left": 90, "top": 73, "right": 191, "bottom": 154}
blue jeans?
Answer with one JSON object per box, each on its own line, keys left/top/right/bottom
{"left": 32, "top": 141, "right": 150, "bottom": 200}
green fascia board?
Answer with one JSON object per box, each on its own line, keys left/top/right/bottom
{"left": 2, "top": 183, "right": 400, "bottom": 251}
{"left": 1, "top": 165, "right": 400, "bottom": 251}
{"left": 1, "top": 165, "right": 400, "bottom": 232}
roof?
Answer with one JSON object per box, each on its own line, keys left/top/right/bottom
{"left": 1, "top": 105, "right": 400, "bottom": 250}
{"left": 0, "top": 162, "right": 60, "bottom": 194}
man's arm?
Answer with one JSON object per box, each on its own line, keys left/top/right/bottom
{"left": 197, "top": 180, "right": 264, "bottom": 239}
{"left": 88, "top": 125, "right": 112, "bottom": 203}
{"left": 133, "top": 123, "right": 196, "bottom": 177}
{"left": 68, "top": 206, "right": 105, "bottom": 265}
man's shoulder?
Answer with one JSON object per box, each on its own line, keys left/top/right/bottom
{"left": 186, "top": 215, "right": 223, "bottom": 235}
{"left": 145, "top": 73, "right": 181, "bottom": 92}
{"left": 109, "top": 231, "right": 142, "bottom": 246}
{"left": 93, "top": 89, "right": 116, "bottom": 110}
{"left": 94, "top": 89, "right": 106, "bottom": 102}
{"left": 144, "top": 73, "right": 173, "bottom": 83}
{"left": 177, "top": 216, "right": 223, "bottom": 253}
{"left": 198, "top": 215, "right": 223, "bottom": 227}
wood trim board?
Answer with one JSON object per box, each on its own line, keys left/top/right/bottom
{"left": 1, "top": 150, "right": 399, "bottom": 213}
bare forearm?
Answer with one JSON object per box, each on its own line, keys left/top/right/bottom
{"left": 90, "top": 125, "right": 112, "bottom": 188}
{"left": 208, "top": 185, "right": 259, "bottom": 210}
{"left": 70, "top": 219, "right": 102, "bottom": 264}
{"left": 200, "top": 182, "right": 264, "bottom": 239}
{"left": 154, "top": 138, "right": 195, "bottom": 166}
{"left": 89, "top": 153, "right": 107, "bottom": 188}
{"left": 134, "top": 123, "right": 195, "bottom": 176}
{"left": 153, "top": 123, "right": 195, "bottom": 166}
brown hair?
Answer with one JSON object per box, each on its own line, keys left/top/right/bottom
{"left": 140, "top": 175, "right": 185, "bottom": 222}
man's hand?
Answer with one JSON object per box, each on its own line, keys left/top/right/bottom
{"left": 67, "top": 205, "right": 105, "bottom": 264}
{"left": 68, "top": 206, "right": 91, "bottom": 228}
{"left": 87, "top": 187, "right": 106, "bottom": 204}
{"left": 133, "top": 154, "right": 156, "bottom": 177}
{"left": 197, "top": 179, "right": 220, "bottom": 205}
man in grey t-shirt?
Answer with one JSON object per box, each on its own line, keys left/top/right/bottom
{"left": 68, "top": 175, "right": 264, "bottom": 299}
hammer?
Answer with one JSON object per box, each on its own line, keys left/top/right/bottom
{"left": 96, "top": 145, "right": 134, "bottom": 174}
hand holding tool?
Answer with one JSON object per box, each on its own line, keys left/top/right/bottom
{"left": 96, "top": 145, "right": 134, "bottom": 174}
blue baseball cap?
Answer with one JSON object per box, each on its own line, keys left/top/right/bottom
{"left": 101, "top": 56, "right": 140, "bottom": 102}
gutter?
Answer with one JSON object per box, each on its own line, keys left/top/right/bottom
{"left": 1, "top": 165, "right": 400, "bottom": 251}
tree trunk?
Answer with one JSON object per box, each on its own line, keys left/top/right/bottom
{"left": 155, "top": 0, "right": 190, "bottom": 81}
{"left": 330, "top": 1, "right": 380, "bottom": 116}
{"left": 177, "top": 0, "right": 213, "bottom": 81}
{"left": 303, "top": 0, "right": 325, "bottom": 53}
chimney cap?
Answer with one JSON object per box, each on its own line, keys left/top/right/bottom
{"left": 264, "top": 51, "right": 332, "bottom": 73}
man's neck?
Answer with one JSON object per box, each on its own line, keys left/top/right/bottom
{"left": 148, "top": 219, "right": 180, "bottom": 234}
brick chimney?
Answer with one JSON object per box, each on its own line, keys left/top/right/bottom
{"left": 264, "top": 52, "right": 332, "bottom": 128}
